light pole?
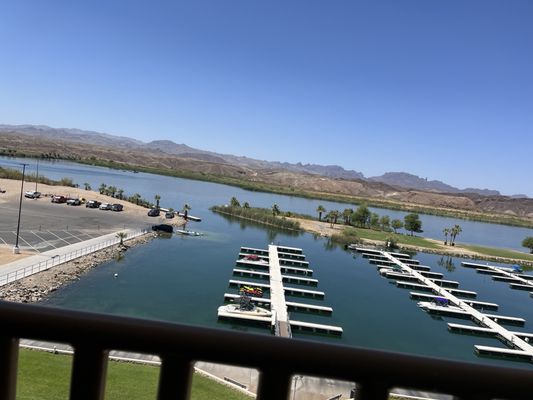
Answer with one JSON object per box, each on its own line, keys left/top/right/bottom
{"left": 13, "top": 163, "right": 28, "bottom": 254}
{"left": 35, "top": 159, "right": 39, "bottom": 192}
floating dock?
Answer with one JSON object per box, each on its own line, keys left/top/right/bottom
{"left": 219, "top": 245, "right": 342, "bottom": 337}
{"left": 177, "top": 212, "right": 201, "bottom": 222}
{"left": 355, "top": 247, "right": 533, "bottom": 363}
{"left": 462, "top": 261, "right": 533, "bottom": 295}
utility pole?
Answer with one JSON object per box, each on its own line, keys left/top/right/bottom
{"left": 13, "top": 163, "right": 28, "bottom": 254}
{"left": 35, "top": 159, "right": 39, "bottom": 192}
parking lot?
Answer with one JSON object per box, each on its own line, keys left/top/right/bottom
{"left": 0, "top": 228, "right": 114, "bottom": 253}
{"left": 0, "top": 182, "right": 156, "bottom": 254}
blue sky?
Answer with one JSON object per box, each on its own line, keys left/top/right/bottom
{"left": 0, "top": 1, "right": 532, "bottom": 195}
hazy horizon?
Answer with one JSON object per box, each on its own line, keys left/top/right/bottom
{"left": 1, "top": 1, "right": 531, "bottom": 196}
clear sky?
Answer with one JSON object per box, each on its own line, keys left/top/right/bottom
{"left": 0, "top": 1, "right": 532, "bottom": 196}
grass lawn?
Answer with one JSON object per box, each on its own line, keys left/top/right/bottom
{"left": 17, "top": 349, "right": 251, "bottom": 400}
{"left": 349, "top": 227, "right": 440, "bottom": 249}
{"left": 459, "top": 245, "right": 533, "bottom": 262}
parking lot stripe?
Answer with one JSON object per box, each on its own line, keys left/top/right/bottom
{"left": 12, "top": 231, "right": 39, "bottom": 253}
{"left": 46, "top": 230, "right": 73, "bottom": 245}
{"left": 63, "top": 230, "right": 84, "bottom": 242}
{"left": 31, "top": 231, "right": 58, "bottom": 250}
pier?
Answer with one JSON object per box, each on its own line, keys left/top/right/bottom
{"left": 355, "top": 247, "right": 533, "bottom": 362}
{"left": 219, "top": 245, "right": 342, "bottom": 337}
{"left": 462, "top": 261, "right": 533, "bottom": 295}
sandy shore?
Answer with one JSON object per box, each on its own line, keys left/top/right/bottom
{"left": 291, "top": 217, "right": 533, "bottom": 266}
{"left": 0, "top": 232, "right": 157, "bottom": 303}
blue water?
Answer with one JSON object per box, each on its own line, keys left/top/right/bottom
{"left": 3, "top": 156, "right": 533, "bottom": 369}
{"left": 1, "top": 156, "right": 532, "bottom": 251}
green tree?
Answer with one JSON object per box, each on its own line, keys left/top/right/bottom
{"left": 342, "top": 208, "right": 354, "bottom": 225}
{"left": 352, "top": 204, "right": 371, "bottom": 227}
{"left": 130, "top": 193, "right": 141, "bottom": 205}
{"left": 391, "top": 219, "right": 403, "bottom": 233}
{"left": 443, "top": 228, "right": 450, "bottom": 245}
{"left": 116, "top": 232, "right": 127, "bottom": 246}
{"left": 154, "top": 194, "right": 161, "bottom": 209}
{"left": 230, "top": 197, "right": 241, "bottom": 207}
{"left": 369, "top": 213, "right": 380, "bottom": 229}
{"left": 107, "top": 186, "right": 117, "bottom": 198}
{"left": 243, "top": 202, "right": 250, "bottom": 209}
{"left": 83, "top": 182, "right": 91, "bottom": 191}
{"left": 272, "top": 204, "right": 280, "bottom": 216}
{"left": 317, "top": 205, "right": 326, "bottom": 221}
{"left": 182, "top": 203, "right": 191, "bottom": 218}
{"left": 450, "top": 224, "right": 462, "bottom": 246}
{"left": 98, "top": 183, "right": 107, "bottom": 194}
{"left": 326, "top": 210, "right": 339, "bottom": 228}
{"left": 116, "top": 189, "right": 124, "bottom": 200}
{"left": 379, "top": 215, "right": 390, "bottom": 231}
{"left": 522, "top": 237, "right": 533, "bottom": 253}
{"left": 404, "top": 213, "right": 422, "bottom": 236}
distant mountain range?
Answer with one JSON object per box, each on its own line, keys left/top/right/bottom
{"left": 0, "top": 124, "right": 523, "bottom": 198}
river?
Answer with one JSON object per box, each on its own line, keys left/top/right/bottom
{"left": 2, "top": 156, "right": 533, "bottom": 370}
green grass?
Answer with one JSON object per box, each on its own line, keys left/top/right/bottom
{"left": 16, "top": 349, "right": 251, "bottom": 400}
{"left": 348, "top": 227, "right": 440, "bottom": 249}
{"left": 460, "top": 244, "right": 533, "bottom": 262}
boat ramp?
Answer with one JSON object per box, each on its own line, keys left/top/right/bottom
{"left": 218, "top": 245, "right": 342, "bottom": 337}
{"left": 353, "top": 247, "right": 533, "bottom": 363}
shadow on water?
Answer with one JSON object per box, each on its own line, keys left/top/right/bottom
{"left": 437, "top": 256, "right": 456, "bottom": 272}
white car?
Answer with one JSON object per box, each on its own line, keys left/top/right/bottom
{"left": 24, "top": 190, "right": 41, "bottom": 199}
{"left": 99, "top": 203, "right": 111, "bottom": 210}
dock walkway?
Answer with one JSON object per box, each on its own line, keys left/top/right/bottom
{"left": 381, "top": 252, "right": 533, "bottom": 360}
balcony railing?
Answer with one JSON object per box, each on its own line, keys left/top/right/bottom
{"left": 1, "top": 300, "right": 533, "bottom": 400}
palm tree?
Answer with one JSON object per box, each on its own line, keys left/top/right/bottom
{"left": 117, "top": 189, "right": 124, "bottom": 200}
{"left": 83, "top": 182, "right": 91, "bottom": 191}
{"left": 154, "top": 194, "right": 161, "bottom": 209}
{"left": 108, "top": 186, "right": 117, "bottom": 198}
{"left": 131, "top": 193, "right": 141, "bottom": 205}
{"left": 243, "top": 202, "right": 250, "bottom": 209}
{"left": 342, "top": 208, "right": 354, "bottom": 225}
{"left": 272, "top": 204, "right": 280, "bottom": 216}
{"left": 317, "top": 205, "right": 326, "bottom": 221}
{"left": 230, "top": 197, "right": 241, "bottom": 207}
{"left": 326, "top": 210, "right": 339, "bottom": 228}
{"left": 183, "top": 203, "right": 191, "bottom": 219}
{"left": 98, "top": 183, "right": 107, "bottom": 194}
{"left": 443, "top": 228, "right": 450, "bottom": 245}
{"left": 116, "top": 232, "right": 127, "bottom": 246}
{"left": 450, "top": 225, "right": 462, "bottom": 246}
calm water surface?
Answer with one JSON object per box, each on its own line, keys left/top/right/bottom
{"left": 2, "top": 156, "right": 532, "bottom": 251}
{"left": 3, "top": 156, "right": 533, "bottom": 369}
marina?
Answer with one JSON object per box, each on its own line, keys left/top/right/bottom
{"left": 219, "top": 245, "right": 342, "bottom": 337}
{"left": 462, "top": 261, "right": 533, "bottom": 297}
{"left": 355, "top": 247, "right": 533, "bottom": 362}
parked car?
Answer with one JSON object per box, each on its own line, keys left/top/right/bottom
{"left": 152, "top": 224, "right": 173, "bottom": 233}
{"left": 85, "top": 200, "right": 101, "bottom": 208}
{"left": 24, "top": 190, "right": 41, "bottom": 199}
{"left": 51, "top": 195, "right": 67, "bottom": 203}
{"left": 99, "top": 203, "right": 112, "bottom": 210}
{"left": 66, "top": 198, "right": 81, "bottom": 206}
{"left": 147, "top": 208, "right": 160, "bottom": 217}
{"left": 165, "top": 211, "right": 175, "bottom": 219}
{"left": 111, "top": 203, "right": 123, "bottom": 212}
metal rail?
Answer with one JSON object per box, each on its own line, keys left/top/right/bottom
{"left": 1, "top": 301, "right": 533, "bottom": 399}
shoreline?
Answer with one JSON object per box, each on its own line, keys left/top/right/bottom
{"left": 293, "top": 217, "right": 533, "bottom": 267}
{"left": 0, "top": 232, "right": 157, "bottom": 303}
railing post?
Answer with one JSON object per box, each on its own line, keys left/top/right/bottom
{"left": 69, "top": 346, "right": 109, "bottom": 400}
{"left": 0, "top": 336, "right": 19, "bottom": 400}
{"left": 157, "top": 355, "right": 193, "bottom": 400}
{"left": 257, "top": 369, "right": 292, "bottom": 400}
{"left": 352, "top": 382, "right": 389, "bottom": 400}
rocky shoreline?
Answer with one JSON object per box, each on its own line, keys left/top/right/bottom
{"left": 0, "top": 232, "right": 157, "bottom": 303}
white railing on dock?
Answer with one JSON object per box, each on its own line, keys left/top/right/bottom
{"left": 0, "top": 228, "right": 149, "bottom": 287}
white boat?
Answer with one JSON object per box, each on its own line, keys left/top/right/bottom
{"left": 176, "top": 229, "right": 202, "bottom": 236}
{"left": 417, "top": 301, "right": 463, "bottom": 312}
{"left": 218, "top": 303, "right": 272, "bottom": 317}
